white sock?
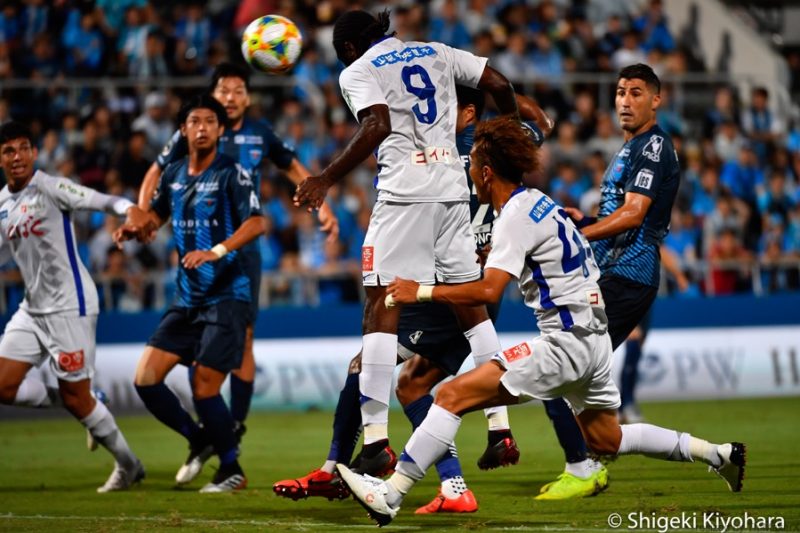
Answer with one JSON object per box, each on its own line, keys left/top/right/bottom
{"left": 80, "top": 401, "right": 137, "bottom": 469}
{"left": 564, "top": 459, "right": 593, "bottom": 479}
{"left": 360, "top": 332, "right": 397, "bottom": 444}
{"left": 441, "top": 475, "right": 468, "bottom": 499}
{"left": 463, "top": 320, "right": 509, "bottom": 430}
{"left": 321, "top": 460, "right": 337, "bottom": 474}
{"left": 689, "top": 437, "right": 723, "bottom": 467}
{"left": 618, "top": 423, "right": 694, "bottom": 462}
{"left": 396, "top": 404, "right": 462, "bottom": 482}
{"left": 13, "top": 377, "right": 52, "bottom": 408}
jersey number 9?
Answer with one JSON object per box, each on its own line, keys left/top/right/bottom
{"left": 402, "top": 65, "right": 437, "bottom": 124}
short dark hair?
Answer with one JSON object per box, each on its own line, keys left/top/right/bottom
{"left": 473, "top": 116, "right": 541, "bottom": 185}
{"left": 209, "top": 61, "right": 250, "bottom": 92}
{"left": 456, "top": 85, "right": 485, "bottom": 120}
{"left": 332, "top": 9, "right": 394, "bottom": 57}
{"left": 753, "top": 86, "right": 769, "bottom": 99}
{"left": 618, "top": 63, "right": 660, "bottom": 94}
{"left": 178, "top": 93, "right": 229, "bottom": 128}
{"left": 0, "top": 121, "right": 34, "bottom": 147}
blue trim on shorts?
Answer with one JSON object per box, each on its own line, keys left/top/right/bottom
{"left": 61, "top": 211, "right": 86, "bottom": 316}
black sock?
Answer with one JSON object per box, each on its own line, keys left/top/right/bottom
{"left": 543, "top": 398, "right": 588, "bottom": 464}
{"left": 194, "top": 395, "right": 238, "bottom": 466}
{"left": 327, "top": 372, "right": 362, "bottom": 464}
{"left": 136, "top": 383, "right": 201, "bottom": 442}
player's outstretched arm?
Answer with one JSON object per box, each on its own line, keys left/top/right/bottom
{"left": 575, "top": 192, "right": 652, "bottom": 241}
{"left": 294, "top": 104, "right": 390, "bottom": 211}
{"left": 182, "top": 215, "right": 267, "bottom": 269}
{"left": 477, "top": 65, "right": 519, "bottom": 120}
{"left": 138, "top": 162, "right": 163, "bottom": 210}
{"left": 387, "top": 268, "right": 512, "bottom": 307}
{"left": 284, "top": 158, "right": 340, "bottom": 242}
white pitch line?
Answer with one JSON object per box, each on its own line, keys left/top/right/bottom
{"left": 0, "top": 514, "right": 631, "bottom": 532}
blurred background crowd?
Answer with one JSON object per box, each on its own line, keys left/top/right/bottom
{"left": 1, "top": 0, "right": 799, "bottom": 312}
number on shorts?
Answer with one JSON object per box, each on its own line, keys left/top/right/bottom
{"left": 401, "top": 65, "right": 437, "bottom": 124}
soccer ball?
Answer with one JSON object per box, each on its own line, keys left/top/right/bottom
{"left": 241, "top": 15, "right": 303, "bottom": 74}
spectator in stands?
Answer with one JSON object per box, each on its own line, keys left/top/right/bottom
{"left": 548, "top": 121, "right": 585, "bottom": 171}
{"left": 633, "top": 0, "right": 675, "bottom": 53}
{"left": 428, "top": 0, "right": 472, "bottom": 50}
{"left": 758, "top": 170, "right": 795, "bottom": 225}
{"left": 703, "top": 86, "right": 738, "bottom": 140}
{"left": 714, "top": 119, "right": 747, "bottom": 163}
{"left": 598, "top": 14, "right": 624, "bottom": 56}
{"left": 586, "top": 111, "right": 623, "bottom": 163}
{"left": 115, "top": 130, "right": 151, "bottom": 194}
{"left": 530, "top": 31, "right": 563, "bottom": 80}
{"left": 549, "top": 162, "right": 586, "bottom": 208}
{"left": 174, "top": 1, "right": 215, "bottom": 75}
{"left": 132, "top": 92, "right": 173, "bottom": 160}
{"left": 571, "top": 90, "right": 597, "bottom": 142}
{"left": 703, "top": 191, "right": 750, "bottom": 256}
{"left": 708, "top": 227, "right": 753, "bottom": 295}
{"left": 691, "top": 165, "right": 720, "bottom": 221}
{"left": 117, "top": 5, "right": 151, "bottom": 73}
{"left": 36, "top": 129, "right": 67, "bottom": 175}
{"left": 611, "top": 30, "right": 646, "bottom": 71}
{"left": 129, "top": 29, "right": 169, "bottom": 79}
{"left": 72, "top": 118, "right": 111, "bottom": 191}
{"left": 663, "top": 209, "right": 699, "bottom": 269}
{"left": 741, "top": 87, "right": 784, "bottom": 164}
{"left": 98, "top": 246, "right": 143, "bottom": 312}
{"left": 720, "top": 143, "right": 763, "bottom": 205}
{"left": 61, "top": 7, "right": 104, "bottom": 76}
{"left": 494, "top": 30, "right": 535, "bottom": 84}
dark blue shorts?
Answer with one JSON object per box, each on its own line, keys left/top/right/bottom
{"left": 598, "top": 273, "right": 658, "bottom": 350}
{"left": 147, "top": 300, "right": 250, "bottom": 373}
{"left": 397, "top": 301, "right": 501, "bottom": 376}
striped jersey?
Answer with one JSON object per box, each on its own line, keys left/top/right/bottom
{"left": 593, "top": 125, "right": 680, "bottom": 287}
{"left": 458, "top": 121, "right": 544, "bottom": 248}
{"left": 340, "top": 37, "right": 487, "bottom": 203}
{"left": 151, "top": 153, "right": 261, "bottom": 307}
{"left": 485, "top": 187, "right": 606, "bottom": 335}
{"left": 157, "top": 117, "right": 296, "bottom": 190}
{"left": 0, "top": 171, "right": 104, "bottom": 316}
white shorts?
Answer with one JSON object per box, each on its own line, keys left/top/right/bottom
{"left": 361, "top": 200, "right": 480, "bottom": 287}
{"left": 494, "top": 327, "right": 620, "bottom": 414}
{"left": 0, "top": 308, "right": 97, "bottom": 382}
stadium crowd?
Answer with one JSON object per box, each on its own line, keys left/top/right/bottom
{"left": 1, "top": 0, "right": 799, "bottom": 312}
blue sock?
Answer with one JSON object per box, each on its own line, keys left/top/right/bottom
{"left": 194, "top": 395, "right": 238, "bottom": 466}
{"left": 229, "top": 374, "right": 254, "bottom": 425}
{"left": 135, "top": 383, "right": 201, "bottom": 443}
{"left": 543, "top": 398, "right": 587, "bottom": 464}
{"left": 328, "top": 373, "right": 362, "bottom": 464}
{"left": 620, "top": 339, "right": 642, "bottom": 408}
{"left": 404, "top": 394, "right": 463, "bottom": 482}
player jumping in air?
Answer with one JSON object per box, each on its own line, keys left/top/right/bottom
{"left": 338, "top": 116, "right": 746, "bottom": 526}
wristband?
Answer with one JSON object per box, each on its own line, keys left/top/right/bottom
{"left": 210, "top": 244, "right": 228, "bottom": 259}
{"left": 416, "top": 285, "right": 434, "bottom": 302}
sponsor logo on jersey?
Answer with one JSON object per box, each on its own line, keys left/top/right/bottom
{"left": 249, "top": 191, "right": 260, "bottom": 210}
{"left": 58, "top": 349, "right": 85, "bottom": 373}
{"left": 503, "top": 342, "right": 532, "bottom": 363}
{"left": 642, "top": 135, "right": 664, "bottom": 162}
{"left": 249, "top": 149, "right": 262, "bottom": 163}
{"left": 19, "top": 202, "right": 44, "bottom": 213}
{"left": 195, "top": 182, "right": 220, "bottom": 192}
{"left": 7, "top": 216, "right": 45, "bottom": 240}
{"left": 170, "top": 182, "right": 184, "bottom": 191}
{"left": 362, "top": 246, "right": 374, "bottom": 272}
{"left": 0, "top": 210, "right": 6, "bottom": 220}
{"left": 234, "top": 135, "right": 264, "bottom": 145}
{"left": 411, "top": 146, "right": 453, "bottom": 165}
{"left": 528, "top": 195, "right": 555, "bottom": 223}
{"left": 618, "top": 147, "right": 630, "bottom": 159}
{"left": 371, "top": 45, "right": 436, "bottom": 68}
{"left": 173, "top": 218, "right": 220, "bottom": 229}
{"left": 409, "top": 330, "right": 423, "bottom": 345}
{"left": 236, "top": 165, "right": 254, "bottom": 187}
{"left": 634, "top": 168, "right": 654, "bottom": 190}
{"left": 57, "top": 181, "right": 85, "bottom": 197}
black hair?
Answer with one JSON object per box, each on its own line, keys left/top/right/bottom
{"left": 0, "top": 121, "right": 34, "bottom": 147}
{"left": 618, "top": 63, "right": 661, "bottom": 94}
{"left": 177, "top": 93, "right": 229, "bottom": 128}
{"left": 209, "top": 61, "right": 250, "bottom": 92}
{"left": 332, "top": 9, "right": 394, "bottom": 58}
{"left": 456, "top": 85, "right": 485, "bottom": 120}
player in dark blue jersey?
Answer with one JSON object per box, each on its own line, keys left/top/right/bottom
{"left": 563, "top": 64, "right": 681, "bottom": 418}
{"left": 120, "top": 95, "right": 266, "bottom": 493}
{"left": 138, "top": 62, "right": 338, "bottom": 444}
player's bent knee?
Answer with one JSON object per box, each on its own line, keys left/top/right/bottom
{"left": 433, "top": 381, "right": 460, "bottom": 412}
{"left": 0, "top": 383, "right": 19, "bottom": 404}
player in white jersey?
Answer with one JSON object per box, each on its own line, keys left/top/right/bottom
{"left": 337, "top": 116, "right": 746, "bottom": 526}
{"left": 293, "top": 8, "right": 521, "bottom": 466}
{"left": 0, "top": 122, "right": 147, "bottom": 492}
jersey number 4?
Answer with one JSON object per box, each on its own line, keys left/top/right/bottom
{"left": 555, "top": 209, "right": 591, "bottom": 277}
{"left": 402, "top": 65, "right": 437, "bottom": 124}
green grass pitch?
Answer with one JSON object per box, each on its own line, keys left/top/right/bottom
{"left": 1, "top": 397, "right": 799, "bottom": 532}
